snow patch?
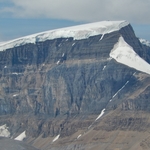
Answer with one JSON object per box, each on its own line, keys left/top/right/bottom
{"left": 0, "top": 124, "right": 10, "bottom": 138}
{"left": 99, "top": 34, "right": 104, "bottom": 41}
{"left": 110, "top": 36, "right": 150, "bottom": 75}
{"left": 0, "top": 21, "right": 129, "bottom": 51}
{"left": 107, "top": 57, "right": 112, "bottom": 61}
{"left": 77, "top": 134, "right": 82, "bottom": 139}
{"left": 56, "top": 60, "right": 61, "bottom": 65}
{"left": 72, "top": 43, "right": 75, "bottom": 46}
{"left": 95, "top": 108, "right": 105, "bottom": 121}
{"left": 62, "top": 53, "right": 65, "bottom": 57}
{"left": 103, "top": 65, "right": 106, "bottom": 70}
{"left": 13, "top": 94, "right": 19, "bottom": 97}
{"left": 15, "top": 131, "right": 26, "bottom": 141}
{"left": 133, "top": 72, "right": 136, "bottom": 76}
{"left": 52, "top": 134, "right": 60, "bottom": 143}
{"left": 139, "top": 38, "right": 150, "bottom": 47}
{"left": 12, "top": 72, "right": 18, "bottom": 75}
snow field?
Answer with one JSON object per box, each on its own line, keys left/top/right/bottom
{"left": 110, "top": 36, "right": 150, "bottom": 75}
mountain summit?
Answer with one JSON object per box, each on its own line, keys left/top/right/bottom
{"left": 0, "top": 21, "right": 150, "bottom": 150}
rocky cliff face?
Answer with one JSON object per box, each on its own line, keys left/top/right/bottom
{"left": 0, "top": 23, "right": 137, "bottom": 116}
{"left": 0, "top": 21, "right": 150, "bottom": 150}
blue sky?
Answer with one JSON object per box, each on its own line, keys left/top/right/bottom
{"left": 0, "top": 0, "right": 150, "bottom": 41}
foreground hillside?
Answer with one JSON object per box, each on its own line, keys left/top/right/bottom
{"left": 0, "top": 21, "right": 150, "bottom": 150}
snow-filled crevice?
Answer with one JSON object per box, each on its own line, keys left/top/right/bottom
{"left": 77, "top": 134, "right": 82, "bottom": 139}
{"left": 109, "top": 81, "right": 129, "bottom": 102}
{"left": 95, "top": 108, "right": 105, "bottom": 121}
{"left": 72, "top": 43, "right": 75, "bottom": 46}
{"left": 52, "top": 134, "right": 60, "bottom": 143}
{"left": 110, "top": 36, "right": 150, "bottom": 75}
{"left": 102, "top": 65, "right": 106, "bottom": 70}
{"left": 99, "top": 34, "right": 104, "bottom": 41}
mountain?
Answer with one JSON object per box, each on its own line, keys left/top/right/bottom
{"left": 0, "top": 21, "right": 150, "bottom": 150}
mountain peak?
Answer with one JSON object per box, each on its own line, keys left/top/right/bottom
{"left": 0, "top": 20, "right": 129, "bottom": 51}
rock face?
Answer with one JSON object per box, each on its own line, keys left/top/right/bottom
{"left": 0, "top": 21, "right": 150, "bottom": 150}
{"left": 0, "top": 23, "right": 137, "bottom": 116}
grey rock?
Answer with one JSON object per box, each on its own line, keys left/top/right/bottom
{"left": 0, "top": 137, "right": 38, "bottom": 150}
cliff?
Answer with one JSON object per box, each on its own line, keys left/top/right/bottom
{"left": 0, "top": 21, "right": 150, "bottom": 150}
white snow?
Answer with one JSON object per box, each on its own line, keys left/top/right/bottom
{"left": 77, "top": 134, "right": 82, "bottom": 139}
{"left": 58, "top": 43, "right": 61, "bottom": 47}
{"left": 110, "top": 36, "right": 150, "bottom": 75}
{"left": 62, "top": 53, "right": 65, "bottom": 57}
{"left": 12, "top": 72, "right": 22, "bottom": 75}
{"left": 99, "top": 34, "right": 104, "bottom": 41}
{"left": 95, "top": 108, "right": 105, "bottom": 121}
{"left": 103, "top": 65, "right": 106, "bottom": 70}
{"left": 107, "top": 57, "right": 112, "bottom": 61}
{"left": 12, "top": 72, "right": 18, "bottom": 75}
{"left": 13, "top": 94, "right": 19, "bottom": 97}
{"left": 139, "top": 38, "right": 150, "bottom": 47}
{"left": 56, "top": 60, "right": 60, "bottom": 65}
{"left": 112, "top": 81, "right": 129, "bottom": 99}
{"left": 52, "top": 134, "right": 60, "bottom": 143}
{"left": 72, "top": 43, "right": 75, "bottom": 46}
{"left": 0, "top": 21, "right": 129, "bottom": 51}
{"left": 133, "top": 72, "right": 136, "bottom": 76}
{"left": 15, "top": 131, "right": 26, "bottom": 141}
{"left": 0, "top": 124, "right": 10, "bottom": 138}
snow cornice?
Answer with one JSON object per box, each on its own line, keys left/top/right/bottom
{"left": 0, "top": 20, "right": 129, "bottom": 51}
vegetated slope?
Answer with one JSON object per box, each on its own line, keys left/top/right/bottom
{"left": 0, "top": 21, "right": 150, "bottom": 150}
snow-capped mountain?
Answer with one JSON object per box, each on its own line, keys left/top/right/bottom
{"left": 0, "top": 21, "right": 150, "bottom": 150}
